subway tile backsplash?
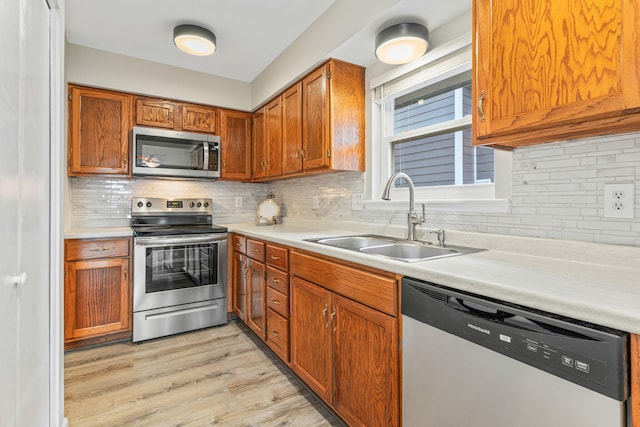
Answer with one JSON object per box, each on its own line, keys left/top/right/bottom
{"left": 68, "top": 131, "right": 640, "bottom": 247}
{"left": 68, "top": 177, "right": 269, "bottom": 228}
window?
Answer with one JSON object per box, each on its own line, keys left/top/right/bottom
{"left": 382, "top": 61, "right": 493, "bottom": 190}
{"left": 370, "top": 42, "right": 509, "bottom": 206}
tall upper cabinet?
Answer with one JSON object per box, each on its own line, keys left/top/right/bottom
{"left": 220, "top": 109, "right": 252, "bottom": 180}
{"left": 301, "top": 59, "right": 365, "bottom": 173}
{"left": 68, "top": 85, "right": 131, "bottom": 176}
{"left": 473, "top": 0, "right": 640, "bottom": 148}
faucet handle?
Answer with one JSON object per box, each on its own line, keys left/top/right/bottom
{"left": 429, "top": 229, "right": 445, "bottom": 247}
{"left": 421, "top": 203, "right": 426, "bottom": 223}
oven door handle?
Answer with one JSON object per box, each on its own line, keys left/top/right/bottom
{"left": 135, "top": 234, "right": 227, "bottom": 247}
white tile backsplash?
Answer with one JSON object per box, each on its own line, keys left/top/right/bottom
{"left": 67, "top": 131, "right": 640, "bottom": 247}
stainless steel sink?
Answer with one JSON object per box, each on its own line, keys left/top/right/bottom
{"left": 305, "top": 234, "right": 484, "bottom": 262}
{"left": 313, "top": 235, "right": 398, "bottom": 250}
{"left": 360, "top": 242, "right": 459, "bottom": 261}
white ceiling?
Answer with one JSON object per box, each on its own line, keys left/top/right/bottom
{"left": 65, "top": 0, "right": 470, "bottom": 83}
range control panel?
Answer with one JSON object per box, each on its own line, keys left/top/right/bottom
{"left": 131, "top": 197, "right": 213, "bottom": 215}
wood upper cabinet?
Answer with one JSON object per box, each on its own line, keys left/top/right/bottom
{"left": 252, "top": 108, "right": 267, "bottom": 180}
{"left": 220, "top": 109, "right": 252, "bottom": 180}
{"left": 135, "top": 96, "right": 217, "bottom": 134}
{"left": 68, "top": 85, "right": 131, "bottom": 176}
{"left": 302, "top": 59, "right": 365, "bottom": 173}
{"left": 64, "top": 238, "right": 132, "bottom": 349}
{"left": 473, "top": 0, "right": 640, "bottom": 148}
{"left": 252, "top": 97, "right": 283, "bottom": 181}
{"left": 282, "top": 83, "right": 303, "bottom": 175}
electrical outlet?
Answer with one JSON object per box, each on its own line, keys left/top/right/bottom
{"left": 603, "top": 183, "right": 634, "bottom": 218}
{"left": 312, "top": 196, "right": 320, "bottom": 210}
{"left": 235, "top": 196, "right": 242, "bottom": 208}
{"left": 351, "top": 194, "right": 363, "bottom": 211}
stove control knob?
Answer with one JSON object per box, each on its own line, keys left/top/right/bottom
{"left": 197, "top": 202, "right": 202, "bottom": 208}
{"left": 204, "top": 202, "right": 209, "bottom": 208}
{"left": 146, "top": 201, "right": 152, "bottom": 208}
{"left": 137, "top": 201, "right": 143, "bottom": 208}
{"left": 190, "top": 202, "right": 196, "bottom": 208}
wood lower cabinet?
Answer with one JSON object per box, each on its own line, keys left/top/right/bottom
{"left": 233, "top": 235, "right": 267, "bottom": 339}
{"left": 232, "top": 251, "right": 248, "bottom": 321}
{"left": 64, "top": 238, "right": 132, "bottom": 349}
{"left": 220, "top": 109, "right": 252, "bottom": 180}
{"left": 473, "top": 0, "right": 640, "bottom": 148}
{"left": 246, "top": 256, "right": 266, "bottom": 339}
{"left": 68, "top": 85, "right": 131, "bottom": 176}
{"left": 290, "top": 250, "right": 399, "bottom": 427}
{"left": 265, "top": 243, "right": 290, "bottom": 362}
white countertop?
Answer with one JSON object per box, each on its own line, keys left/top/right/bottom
{"left": 64, "top": 226, "right": 133, "bottom": 239}
{"left": 226, "top": 222, "right": 640, "bottom": 335}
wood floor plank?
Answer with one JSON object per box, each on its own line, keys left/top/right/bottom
{"left": 65, "top": 321, "right": 344, "bottom": 426}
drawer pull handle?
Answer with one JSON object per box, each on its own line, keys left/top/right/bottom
{"left": 270, "top": 255, "right": 281, "bottom": 260}
{"left": 271, "top": 299, "right": 281, "bottom": 305}
{"left": 124, "top": 268, "right": 127, "bottom": 280}
{"left": 271, "top": 277, "right": 281, "bottom": 283}
{"left": 89, "top": 247, "right": 110, "bottom": 252}
{"left": 322, "top": 303, "right": 329, "bottom": 329}
{"left": 271, "top": 330, "right": 281, "bottom": 338}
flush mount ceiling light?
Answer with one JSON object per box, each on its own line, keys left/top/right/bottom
{"left": 173, "top": 24, "right": 216, "bottom": 56}
{"left": 375, "top": 23, "right": 430, "bottom": 65}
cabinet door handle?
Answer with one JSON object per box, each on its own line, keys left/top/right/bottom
{"left": 322, "top": 303, "right": 329, "bottom": 329}
{"left": 330, "top": 307, "right": 337, "bottom": 333}
{"left": 301, "top": 149, "right": 306, "bottom": 160}
{"left": 89, "top": 247, "right": 110, "bottom": 252}
{"left": 271, "top": 330, "right": 281, "bottom": 339}
{"left": 477, "top": 90, "right": 486, "bottom": 123}
{"left": 295, "top": 150, "right": 300, "bottom": 159}
{"left": 271, "top": 298, "right": 281, "bottom": 305}
{"left": 122, "top": 154, "right": 127, "bottom": 166}
{"left": 123, "top": 268, "right": 127, "bottom": 280}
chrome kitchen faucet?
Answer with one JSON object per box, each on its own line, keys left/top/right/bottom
{"left": 381, "top": 172, "right": 425, "bottom": 241}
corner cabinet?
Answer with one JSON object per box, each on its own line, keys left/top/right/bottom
{"left": 220, "top": 109, "right": 252, "bottom": 180}
{"left": 473, "top": 0, "right": 640, "bottom": 148}
{"left": 68, "top": 85, "right": 131, "bottom": 176}
{"left": 64, "top": 238, "right": 132, "bottom": 349}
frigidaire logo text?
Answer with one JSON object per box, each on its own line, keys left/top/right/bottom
{"left": 467, "top": 323, "right": 490, "bottom": 335}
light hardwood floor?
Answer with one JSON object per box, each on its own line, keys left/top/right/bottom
{"left": 65, "top": 320, "right": 344, "bottom": 426}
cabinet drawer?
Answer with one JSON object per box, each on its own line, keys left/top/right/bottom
{"left": 246, "top": 238, "right": 265, "bottom": 261}
{"left": 290, "top": 250, "right": 397, "bottom": 317}
{"left": 233, "top": 235, "right": 246, "bottom": 254}
{"left": 267, "top": 308, "right": 289, "bottom": 361}
{"left": 65, "top": 238, "right": 130, "bottom": 261}
{"left": 266, "top": 266, "right": 289, "bottom": 295}
{"left": 267, "top": 286, "right": 289, "bottom": 318}
{"left": 266, "top": 244, "right": 288, "bottom": 270}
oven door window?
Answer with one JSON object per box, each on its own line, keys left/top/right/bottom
{"left": 145, "top": 243, "right": 217, "bottom": 293}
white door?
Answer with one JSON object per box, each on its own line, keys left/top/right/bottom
{"left": 1, "top": 0, "right": 55, "bottom": 425}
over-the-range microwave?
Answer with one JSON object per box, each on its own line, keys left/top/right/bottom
{"left": 132, "top": 126, "right": 221, "bottom": 179}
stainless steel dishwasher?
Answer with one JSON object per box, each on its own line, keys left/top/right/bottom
{"left": 402, "top": 277, "right": 630, "bottom": 427}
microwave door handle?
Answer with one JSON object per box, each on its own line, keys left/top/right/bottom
{"left": 202, "top": 141, "right": 209, "bottom": 171}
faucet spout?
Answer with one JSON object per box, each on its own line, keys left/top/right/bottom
{"left": 381, "top": 172, "right": 424, "bottom": 240}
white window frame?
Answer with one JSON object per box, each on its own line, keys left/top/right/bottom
{"left": 366, "top": 34, "right": 511, "bottom": 212}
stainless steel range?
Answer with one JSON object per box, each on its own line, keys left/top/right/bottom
{"left": 131, "top": 197, "right": 228, "bottom": 342}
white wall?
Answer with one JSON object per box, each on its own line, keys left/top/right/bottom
{"left": 66, "top": 43, "right": 252, "bottom": 111}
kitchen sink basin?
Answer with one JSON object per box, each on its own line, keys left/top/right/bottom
{"left": 305, "top": 234, "right": 483, "bottom": 262}
{"left": 312, "top": 235, "right": 398, "bottom": 250}
{"left": 360, "top": 242, "right": 459, "bottom": 261}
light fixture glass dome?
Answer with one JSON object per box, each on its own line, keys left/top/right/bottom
{"left": 375, "top": 23, "right": 429, "bottom": 65}
{"left": 173, "top": 24, "right": 216, "bottom": 56}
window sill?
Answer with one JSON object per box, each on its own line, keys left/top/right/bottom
{"left": 364, "top": 198, "right": 511, "bottom": 213}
